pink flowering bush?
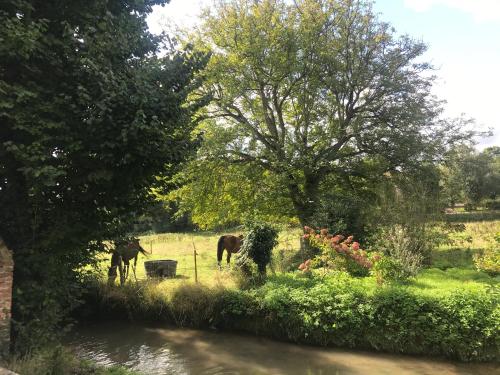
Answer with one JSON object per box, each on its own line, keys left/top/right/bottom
{"left": 297, "top": 259, "right": 313, "bottom": 277}
{"left": 302, "top": 226, "right": 378, "bottom": 276}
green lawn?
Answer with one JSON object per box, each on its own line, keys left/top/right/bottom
{"left": 98, "top": 218, "right": 499, "bottom": 293}
{"left": 99, "top": 228, "right": 301, "bottom": 287}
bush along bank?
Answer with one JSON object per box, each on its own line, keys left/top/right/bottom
{"left": 80, "top": 276, "right": 500, "bottom": 362}
{"left": 2, "top": 345, "right": 138, "bottom": 375}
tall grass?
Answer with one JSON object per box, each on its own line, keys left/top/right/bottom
{"left": 432, "top": 220, "right": 500, "bottom": 269}
{"left": 2, "top": 346, "right": 138, "bottom": 375}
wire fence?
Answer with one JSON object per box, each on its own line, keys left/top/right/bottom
{"left": 131, "top": 230, "right": 302, "bottom": 282}
{"left": 136, "top": 236, "right": 221, "bottom": 282}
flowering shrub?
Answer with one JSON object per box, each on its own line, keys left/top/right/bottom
{"left": 298, "top": 259, "right": 313, "bottom": 276}
{"left": 302, "top": 226, "right": 375, "bottom": 276}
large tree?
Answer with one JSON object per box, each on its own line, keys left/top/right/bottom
{"left": 195, "top": 0, "right": 474, "bottom": 226}
{"left": 0, "top": 0, "right": 206, "bottom": 349}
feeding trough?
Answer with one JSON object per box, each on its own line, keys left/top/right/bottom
{"left": 144, "top": 259, "right": 178, "bottom": 278}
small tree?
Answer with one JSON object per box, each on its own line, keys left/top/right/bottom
{"left": 237, "top": 222, "right": 279, "bottom": 277}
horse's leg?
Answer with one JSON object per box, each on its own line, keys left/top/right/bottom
{"left": 218, "top": 249, "right": 224, "bottom": 270}
{"left": 133, "top": 254, "right": 138, "bottom": 282}
{"left": 118, "top": 257, "right": 125, "bottom": 285}
{"left": 227, "top": 251, "right": 232, "bottom": 267}
{"left": 107, "top": 266, "right": 117, "bottom": 286}
{"left": 217, "top": 236, "right": 228, "bottom": 270}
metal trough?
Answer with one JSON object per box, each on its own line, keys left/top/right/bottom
{"left": 144, "top": 259, "right": 178, "bottom": 278}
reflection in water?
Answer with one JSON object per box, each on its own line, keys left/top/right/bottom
{"left": 67, "top": 323, "right": 498, "bottom": 375}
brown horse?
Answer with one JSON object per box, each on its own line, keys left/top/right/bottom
{"left": 108, "top": 238, "right": 148, "bottom": 285}
{"left": 217, "top": 234, "right": 244, "bottom": 269}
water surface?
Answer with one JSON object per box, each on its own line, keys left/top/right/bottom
{"left": 67, "top": 323, "right": 498, "bottom": 375}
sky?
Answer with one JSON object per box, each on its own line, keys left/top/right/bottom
{"left": 147, "top": 0, "right": 500, "bottom": 150}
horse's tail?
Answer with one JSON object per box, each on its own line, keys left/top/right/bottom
{"left": 217, "top": 236, "right": 225, "bottom": 264}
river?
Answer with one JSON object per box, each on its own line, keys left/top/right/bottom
{"left": 67, "top": 323, "right": 498, "bottom": 375}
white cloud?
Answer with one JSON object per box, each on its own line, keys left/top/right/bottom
{"left": 404, "top": 0, "right": 500, "bottom": 22}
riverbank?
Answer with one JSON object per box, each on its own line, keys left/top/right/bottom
{"left": 80, "top": 271, "right": 499, "bottom": 363}
{"left": 79, "top": 218, "right": 499, "bottom": 363}
{"left": 1, "top": 346, "right": 138, "bottom": 375}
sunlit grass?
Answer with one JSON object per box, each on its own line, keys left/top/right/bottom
{"left": 96, "top": 218, "right": 498, "bottom": 296}
{"left": 97, "top": 227, "right": 301, "bottom": 288}
{"left": 432, "top": 220, "right": 500, "bottom": 269}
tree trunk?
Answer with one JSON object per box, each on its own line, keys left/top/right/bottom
{"left": 287, "top": 173, "right": 321, "bottom": 228}
{"left": 286, "top": 173, "right": 321, "bottom": 254}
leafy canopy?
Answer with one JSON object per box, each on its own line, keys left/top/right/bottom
{"left": 0, "top": 0, "right": 207, "bottom": 350}
{"left": 191, "top": 0, "right": 476, "bottom": 225}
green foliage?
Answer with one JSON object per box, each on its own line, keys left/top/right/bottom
{"left": 192, "top": 0, "right": 475, "bottom": 226}
{"left": 445, "top": 210, "right": 500, "bottom": 223}
{"left": 84, "top": 275, "right": 500, "bottom": 362}
{"left": 484, "top": 199, "right": 500, "bottom": 211}
{"left": 238, "top": 222, "right": 279, "bottom": 276}
{"left": 368, "top": 168, "right": 446, "bottom": 264}
{"left": 167, "top": 159, "right": 295, "bottom": 229}
{"left": 473, "top": 235, "right": 500, "bottom": 276}
{"left": 310, "top": 181, "right": 376, "bottom": 240}
{"left": 3, "top": 346, "right": 138, "bottom": 375}
{"left": 371, "top": 225, "right": 424, "bottom": 280}
{"left": 441, "top": 146, "right": 500, "bottom": 208}
{"left": 370, "top": 255, "right": 410, "bottom": 284}
{"left": 0, "top": 0, "right": 207, "bottom": 351}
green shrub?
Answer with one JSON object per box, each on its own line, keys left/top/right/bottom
{"left": 373, "top": 225, "right": 423, "bottom": 280}
{"left": 81, "top": 276, "right": 499, "bottom": 362}
{"left": 2, "top": 346, "right": 137, "bottom": 375}
{"left": 473, "top": 248, "right": 500, "bottom": 276}
{"left": 237, "top": 222, "right": 279, "bottom": 277}
{"left": 371, "top": 255, "right": 407, "bottom": 283}
{"left": 484, "top": 199, "right": 500, "bottom": 211}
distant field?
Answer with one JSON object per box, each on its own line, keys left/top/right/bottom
{"left": 99, "top": 228, "right": 302, "bottom": 286}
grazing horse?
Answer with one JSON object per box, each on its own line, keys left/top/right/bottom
{"left": 108, "top": 238, "right": 148, "bottom": 285}
{"left": 217, "top": 234, "right": 244, "bottom": 269}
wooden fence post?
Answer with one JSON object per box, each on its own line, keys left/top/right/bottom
{"left": 192, "top": 239, "right": 198, "bottom": 283}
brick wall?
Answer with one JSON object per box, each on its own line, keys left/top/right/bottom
{"left": 0, "top": 238, "right": 13, "bottom": 358}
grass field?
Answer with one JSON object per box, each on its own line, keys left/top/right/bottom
{"left": 99, "top": 228, "right": 302, "bottom": 287}
{"left": 99, "top": 218, "right": 499, "bottom": 292}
